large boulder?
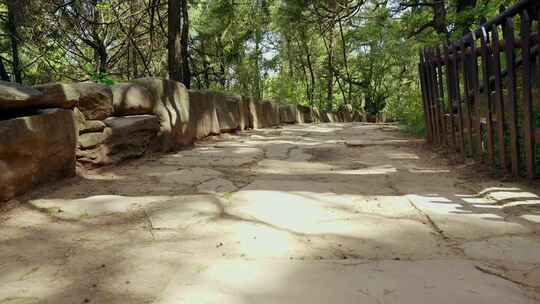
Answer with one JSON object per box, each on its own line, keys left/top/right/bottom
{"left": 338, "top": 104, "right": 354, "bottom": 122}
{"left": 325, "top": 112, "right": 337, "bottom": 122}
{"left": 238, "top": 96, "right": 251, "bottom": 130}
{"left": 131, "top": 77, "right": 192, "bottom": 151}
{"left": 77, "top": 115, "right": 160, "bottom": 167}
{"left": 0, "top": 108, "right": 77, "bottom": 202}
{"left": 78, "top": 128, "right": 112, "bottom": 149}
{"left": 352, "top": 110, "right": 365, "bottom": 122}
{"left": 279, "top": 105, "right": 297, "bottom": 124}
{"left": 247, "top": 97, "right": 265, "bottom": 129}
{"left": 270, "top": 102, "right": 281, "bottom": 126}
{"left": 111, "top": 82, "right": 154, "bottom": 116}
{"left": 296, "top": 106, "right": 305, "bottom": 123}
{"left": 0, "top": 81, "right": 43, "bottom": 110}
{"left": 242, "top": 96, "right": 257, "bottom": 129}
{"left": 261, "top": 101, "right": 272, "bottom": 127}
{"left": 188, "top": 90, "right": 220, "bottom": 139}
{"left": 71, "top": 82, "right": 113, "bottom": 120}
{"left": 73, "top": 107, "right": 87, "bottom": 132}
{"left": 260, "top": 100, "right": 280, "bottom": 127}
{"left": 298, "top": 105, "right": 313, "bottom": 123}
{"left": 11, "top": 81, "right": 112, "bottom": 119}
{"left": 0, "top": 81, "right": 77, "bottom": 111}
{"left": 312, "top": 107, "right": 322, "bottom": 123}
{"left": 320, "top": 110, "right": 330, "bottom": 122}
{"left": 215, "top": 92, "right": 240, "bottom": 132}
{"left": 72, "top": 107, "right": 105, "bottom": 135}
{"left": 33, "top": 83, "right": 79, "bottom": 109}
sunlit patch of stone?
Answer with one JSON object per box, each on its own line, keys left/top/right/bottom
{"left": 387, "top": 152, "right": 420, "bottom": 160}
{"left": 408, "top": 167, "right": 450, "bottom": 174}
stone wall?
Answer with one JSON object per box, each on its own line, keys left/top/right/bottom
{"left": 0, "top": 78, "right": 365, "bottom": 202}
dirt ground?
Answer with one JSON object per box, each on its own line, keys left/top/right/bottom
{"left": 1, "top": 122, "right": 540, "bottom": 304}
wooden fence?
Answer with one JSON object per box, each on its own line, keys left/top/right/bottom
{"left": 419, "top": 0, "right": 540, "bottom": 181}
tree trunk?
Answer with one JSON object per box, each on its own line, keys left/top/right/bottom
{"left": 180, "top": 0, "right": 190, "bottom": 87}
{"left": 6, "top": 0, "right": 21, "bottom": 83}
{"left": 0, "top": 57, "right": 10, "bottom": 81}
{"left": 168, "top": 0, "right": 190, "bottom": 87}
{"left": 304, "top": 38, "right": 316, "bottom": 107}
{"left": 338, "top": 19, "right": 352, "bottom": 104}
{"left": 433, "top": 0, "right": 447, "bottom": 36}
{"left": 168, "top": 0, "right": 182, "bottom": 81}
{"left": 326, "top": 0, "right": 336, "bottom": 105}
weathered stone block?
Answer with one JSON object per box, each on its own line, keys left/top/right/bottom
{"left": 80, "top": 120, "right": 106, "bottom": 134}
{"left": 238, "top": 96, "right": 251, "bottom": 130}
{"left": 33, "top": 82, "right": 79, "bottom": 109}
{"left": 112, "top": 82, "right": 154, "bottom": 116}
{"left": 312, "top": 107, "right": 322, "bottom": 123}
{"left": 0, "top": 81, "right": 43, "bottom": 110}
{"left": 78, "top": 128, "right": 112, "bottom": 149}
{"left": 298, "top": 105, "right": 313, "bottom": 123}
{"left": 0, "top": 109, "right": 76, "bottom": 201}
{"left": 77, "top": 115, "right": 160, "bottom": 167}
{"left": 215, "top": 92, "right": 240, "bottom": 132}
{"left": 247, "top": 98, "right": 266, "bottom": 129}
{"left": 188, "top": 90, "right": 220, "bottom": 139}
{"left": 71, "top": 82, "right": 114, "bottom": 120}
{"left": 338, "top": 104, "right": 354, "bottom": 122}
{"left": 279, "top": 105, "right": 297, "bottom": 124}
{"left": 132, "top": 77, "right": 192, "bottom": 151}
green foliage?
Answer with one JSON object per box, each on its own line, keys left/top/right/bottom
{"left": 0, "top": 0, "right": 517, "bottom": 133}
{"left": 90, "top": 71, "right": 114, "bottom": 86}
{"left": 385, "top": 82, "right": 425, "bottom": 136}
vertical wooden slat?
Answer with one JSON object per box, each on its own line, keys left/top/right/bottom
{"left": 461, "top": 39, "right": 474, "bottom": 157}
{"left": 453, "top": 44, "right": 466, "bottom": 158}
{"left": 419, "top": 54, "right": 432, "bottom": 143}
{"left": 423, "top": 50, "right": 437, "bottom": 144}
{"left": 419, "top": 62, "right": 428, "bottom": 141}
{"left": 520, "top": 11, "right": 535, "bottom": 180}
{"left": 492, "top": 27, "right": 507, "bottom": 172}
{"left": 480, "top": 27, "right": 495, "bottom": 165}
{"left": 428, "top": 49, "right": 442, "bottom": 145}
{"left": 470, "top": 32, "right": 483, "bottom": 161}
{"left": 444, "top": 45, "right": 456, "bottom": 150}
{"left": 503, "top": 18, "right": 520, "bottom": 177}
{"left": 424, "top": 50, "right": 436, "bottom": 144}
{"left": 436, "top": 46, "right": 448, "bottom": 147}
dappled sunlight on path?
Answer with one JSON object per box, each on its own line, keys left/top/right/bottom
{"left": 1, "top": 123, "right": 539, "bottom": 303}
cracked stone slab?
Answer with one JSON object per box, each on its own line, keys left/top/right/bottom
{"left": 146, "top": 195, "right": 222, "bottom": 230}
{"left": 227, "top": 185, "right": 444, "bottom": 259}
{"left": 197, "top": 178, "right": 237, "bottom": 194}
{"left": 155, "top": 259, "right": 536, "bottom": 304}
{"left": 407, "top": 194, "right": 531, "bottom": 239}
{"left": 29, "top": 195, "right": 167, "bottom": 220}
{"left": 462, "top": 236, "right": 540, "bottom": 264}
{"left": 158, "top": 147, "right": 263, "bottom": 167}
{"left": 345, "top": 139, "right": 424, "bottom": 147}
{"left": 146, "top": 167, "right": 223, "bottom": 185}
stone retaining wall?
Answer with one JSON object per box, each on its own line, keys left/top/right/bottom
{"left": 0, "top": 78, "right": 364, "bottom": 202}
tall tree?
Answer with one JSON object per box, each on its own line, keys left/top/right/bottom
{"left": 168, "top": 0, "right": 190, "bottom": 87}
{"left": 6, "top": 0, "right": 21, "bottom": 82}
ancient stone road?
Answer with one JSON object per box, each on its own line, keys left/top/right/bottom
{"left": 1, "top": 123, "right": 540, "bottom": 303}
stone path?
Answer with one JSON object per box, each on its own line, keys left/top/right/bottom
{"left": 1, "top": 123, "right": 540, "bottom": 304}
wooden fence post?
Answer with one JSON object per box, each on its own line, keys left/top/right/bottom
{"left": 503, "top": 18, "right": 520, "bottom": 177}
{"left": 492, "top": 28, "right": 508, "bottom": 172}
{"left": 480, "top": 26, "right": 495, "bottom": 165}
{"left": 520, "top": 11, "right": 535, "bottom": 180}
{"left": 444, "top": 44, "right": 457, "bottom": 151}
